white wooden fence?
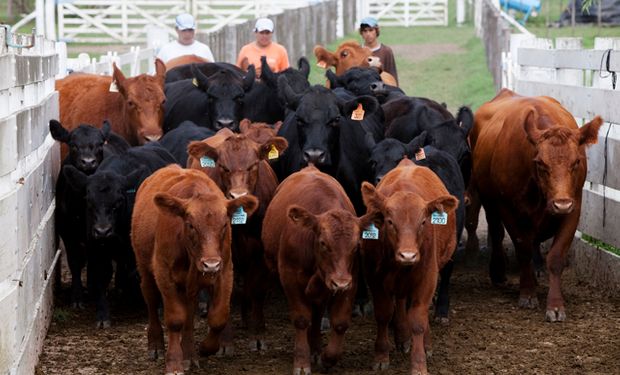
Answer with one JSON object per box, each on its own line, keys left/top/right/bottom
{"left": 358, "top": 0, "right": 448, "bottom": 26}
{"left": 0, "top": 28, "right": 60, "bottom": 375}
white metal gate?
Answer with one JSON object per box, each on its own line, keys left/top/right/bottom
{"left": 358, "top": 0, "right": 448, "bottom": 27}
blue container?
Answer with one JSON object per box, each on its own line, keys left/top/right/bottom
{"left": 500, "top": 0, "right": 542, "bottom": 24}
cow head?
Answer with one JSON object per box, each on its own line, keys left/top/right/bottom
{"left": 524, "top": 112, "right": 602, "bottom": 215}
{"left": 112, "top": 59, "right": 166, "bottom": 144}
{"left": 314, "top": 41, "right": 373, "bottom": 75}
{"left": 239, "top": 118, "right": 283, "bottom": 144}
{"left": 261, "top": 56, "right": 310, "bottom": 92}
{"left": 288, "top": 206, "right": 376, "bottom": 292}
{"left": 279, "top": 76, "right": 379, "bottom": 168}
{"left": 188, "top": 133, "right": 288, "bottom": 199}
{"left": 326, "top": 67, "right": 385, "bottom": 97}
{"left": 154, "top": 191, "right": 258, "bottom": 274}
{"left": 191, "top": 64, "right": 255, "bottom": 131}
{"left": 361, "top": 182, "right": 458, "bottom": 266}
{"left": 50, "top": 119, "right": 110, "bottom": 174}
{"left": 63, "top": 165, "right": 144, "bottom": 241}
{"left": 366, "top": 133, "right": 410, "bottom": 185}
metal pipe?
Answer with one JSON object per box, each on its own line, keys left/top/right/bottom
{"left": 1, "top": 25, "right": 36, "bottom": 49}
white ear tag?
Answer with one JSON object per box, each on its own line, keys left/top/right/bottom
{"left": 200, "top": 156, "right": 215, "bottom": 168}
{"left": 231, "top": 206, "right": 248, "bottom": 225}
{"left": 362, "top": 223, "right": 379, "bottom": 240}
{"left": 109, "top": 81, "right": 119, "bottom": 92}
{"left": 268, "top": 144, "right": 279, "bottom": 160}
{"left": 431, "top": 211, "right": 448, "bottom": 225}
{"left": 415, "top": 148, "right": 426, "bottom": 161}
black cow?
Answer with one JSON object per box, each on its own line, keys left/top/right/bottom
{"left": 50, "top": 119, "right": 129, "bottom": 308}
{"left": 163, "top": 65, "right": 255, "bottom": 133}
{"left": 326, "top": 67, "right": 405, "bottom": 104}
{"left": 159, "top": 120, "right": 214, "bottom": 166}
{"left": 164, "top": 61, "right": 245, "bottom": 84}
{"left": 63, "top": 142, "right": 176, "bottom": 328}
{"left": 242, "top": 56, "right": 311, "bottom": 124}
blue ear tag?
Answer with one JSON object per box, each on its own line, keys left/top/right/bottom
{"left": 231, "top": 206, "right": 248, "bottom": 225}
{"left": 362, "top": 223, "right": 379, "bottom": 240}
{"left": 431, "top": 211, "right": 448, "bottom": 225}
{"left": 200, "top": 156, "right": 215, "bottom": 168}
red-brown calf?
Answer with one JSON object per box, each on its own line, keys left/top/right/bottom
{"left": 131, "top": 165, "right": 258, "bottom": 374}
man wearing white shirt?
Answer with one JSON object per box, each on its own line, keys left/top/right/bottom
{"left": 156, "top": 13, "right": 215, "bottom": 63}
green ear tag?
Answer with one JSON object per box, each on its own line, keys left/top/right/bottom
{"left": 200, "top": 156, "right": 215, "bottom": 168}
{"left": 231, "top": 206, "right": 248, "bottom": 225}
{"left": 268, "top": 144, "right": 279, "bottom": 160}
{"left": 431, "top": 211, "right": 448, "bottom": 225}
{"left": 362, "top": 223, "right": 379, "bottom": 240}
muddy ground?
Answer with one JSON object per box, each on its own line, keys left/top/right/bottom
{"left": 37, "top": 224, "right": 620, "bottom": 375}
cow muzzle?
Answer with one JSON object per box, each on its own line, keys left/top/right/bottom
{"left": 78, "top": 157, "right": 98, "bottom": 172}
{"left": 329, "top": 277, "right": 352, "bottom": 292}
{"left": 550, "top": 199, "right": 574, "bottom": 215}
{"left": 144, "top": 134, "right": 161, "bottom": 142}
{"left": 200, "top": 258, "right": 222, "bottom": 274}
{"left": 370, "top": 81, "right": 385, "bottom": 94}
{"left": 228, "top": 189, "right": 248, "bottom": 199}
{"left": 397, "top": 250, "right": 419, "bottom": 265}
{"left": 303, "top": 148, "right": 326, "bottom": 165}
{"left": 215, "top": 118, "right": 235, "bottom": 130}
{"left": 92, "top": 224, "right": 113, "bottom": 239}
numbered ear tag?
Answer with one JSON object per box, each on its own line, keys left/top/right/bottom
{"left": 200, "top": 156, "right": 215, "bottom": 168}
{"left": 268, "top": 144, "right": 279, "bottom": 160}
{"left": 351, "top": 103, "right": 365, "bottom": 121}
{"left": 362, "top": 223, "right": 379, "bottom": 240}
{"left": 415, "top": 148, "right": 426, "bottom": 161}
{"left": 126, "top": 188, "right": 136, "bottom": 194}
{"left": 431, "top": 211, "right": 448, "bottom": 225}
{"left": 316, "top": 60, "right": 327, "bottom": 69}
{"left": 192, "top": 78, "right": 199, "bottom": 87}
{"left": 109, "top": 81, "right": 119, "bottom": 92}
{"left": 231, "top": 206, "right": 248, "bottom": 225}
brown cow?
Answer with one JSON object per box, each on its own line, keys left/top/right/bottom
{"left": 314, "top": 41, "right": 397, "bottom": 86}
{"left": 361, "top": 158, "right": 459, "bottom": 374}
{"left": 131, "top": 165, "right": 258, "bottom": 374}
{"left": 262, "top": 166, "right": 376, "bottom": 374}
{"left": 56, "top": 59, "right": 166, "bottom": 149}
{"left": 239, "top": 118, "right": 283, "bottom": 145}
{"left": 470, "top": 88, "right": 602, "bottom": 322}
{"left": 187, "top": 130, "right": 288, "bottom": 352}
{"left": 165, "top": 54, "right": 210, "bottom": 70}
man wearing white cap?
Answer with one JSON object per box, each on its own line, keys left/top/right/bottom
{"left": 359, "top": 16, "right": 398, "bottom": 84}
{"left": 236, "top": 18, "right": 290, "bottom": 77}
{"left": 156, "top": 13, "right": 215, "bottom": 64}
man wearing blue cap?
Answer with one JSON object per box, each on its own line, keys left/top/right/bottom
{"left": 156, "top": 13, "right": 215, "bottom": 64}
{"left": 359, "top": 17, "right": 398, "bottom": 84}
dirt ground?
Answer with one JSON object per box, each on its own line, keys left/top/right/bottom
{"left": 37, "top": 219, "right": 620, "bottom": 375}
{"left": 391, "top": 44, "right": 465, "bottom": 63}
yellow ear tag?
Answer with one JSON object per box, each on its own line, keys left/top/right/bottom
{"left": 192, "top": 78, "right": 199, "bottom": 87}
{"left": 316, "top": 60, "right": 327, "bottom": 69}
{"left": 351, "top": 103, "right": 365, "bottom": 121}
{"left": 415, "top": 148, "right": 426, "bottom": 161}
{"left": 268, "top": 144, "right": 279, "bottom": 160}
{"left": 109, "top": 81, "right": 119, "bottom": 92}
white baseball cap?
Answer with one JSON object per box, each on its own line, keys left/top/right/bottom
{"left": 176, "top": 13, "right": 196, "bottom": 30}
{"left": 254, "top": 18, "right": 274, "bottom": 33}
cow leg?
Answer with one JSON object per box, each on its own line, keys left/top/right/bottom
{"left": 353, "top": 264, "right": 371, "bottom": 317}
{"left": 393, "top": 297, "right": 411, "bottom": 353}
{"left": 88, "top": 253, "right": 113, "bottom": 329}
{"left": 217, "top": 321, "right": 234, "bottom": 356}
{"left": 309, "top": 306, "right": 323, "bottom": 365}
{"left": 65, "top": 240, "right": 86, "bottom": 309}
{"left": 464, "top": 186, "right": 481, "bottom": 261}
{"left": 291, "top": 301, "right": 312, "bottom": 375}
{"left": 161, "top": 291, "right": 187, "bottom": 374}
{"left": 434, "top": 260, "right": 453, "bottom": 324}
{"left": 181, "top": 288, "right": 198, "bottom": 370}
{"left": 371, "top": 287, "right": 393, "bottom": 370}
{"left": 322, "top": 289, "right": 355, "bottom": 371}
{"left": 408, "top": 293, "right": 433, "bottom": 375}
{"left": 247, "top": 253, "right": 269, "bottom": 351}
{"left": 200, "top": 267, "right": 233, "bottom": 356}
{"left": 484, "top": 204, "right": 507, "bottom": 285}
{"left": 141, "top": 273, "right": 164, "bottom": 360}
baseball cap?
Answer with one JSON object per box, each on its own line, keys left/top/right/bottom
{"left": 360, "top": 17, "right": 379, "bottom": 28}
{"left": 254, "top": 18, "right": 274, "bottom": 33}
{"left": 176, "top": 13, "right": 196, "bottom": 30}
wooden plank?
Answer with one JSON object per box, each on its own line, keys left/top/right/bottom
{"left": 570, "top": 238, "right": 620, "bottom": 296}
{"left": 0, "top": 116, "right": 18, "bottom": 177}
{"left": 586, "top": 123, "right": 620, "bottom": 190}
{"left": 518, "top": 48, "right": 620, "bottom": 71}
{"left": 578, "top": 188, "right": 620, "bottom": 248}
{"left": 515, "top": 79, "right": 620, "bottom": 125}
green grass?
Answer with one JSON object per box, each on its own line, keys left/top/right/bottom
{"left": 582, "top": 234, "right": 620, "bottom": 256}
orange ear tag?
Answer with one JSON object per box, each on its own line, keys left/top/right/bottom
{"left": 192, "top": 78, "right": 199, "bottom": 87}
{"left": 109, "top": 81, "right": 119, "bottom": 92}
{"left": 415, "top": 148, "right": 426, "bottom": 161}
{"left": 268, "top": 144, "right": 279, "bottom": 160}
{"left": 351, "top": 103, "right": 365, "bottom": 121}
{"left": 316, "top": 61, "right": 327, "bottom": 69}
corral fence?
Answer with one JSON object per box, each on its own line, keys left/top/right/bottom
{"left": 475, "top": 0, "right": 620, "bottom": 294}
{"left": 0, "top": 28, "right": 60, "bottom": 374}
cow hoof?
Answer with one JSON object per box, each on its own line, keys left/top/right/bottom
{"left": 249, "top": 339, "right": 268, "bottom": 352}
{"left": 96, "top": 320, "right": 111, "bottom": 329}
{"left": 216, "top": 344, "right": 234, "bottom": 357}
{"left": 293, "top": 367, "right": 311, "bottom": 375}
{"left": 545, "top": 308, "right": 566, "bottom": 322}
{"left": 165, "top": 372, "right": 184, "bottom": 375}
{"left": 198, "top": 302, "right": 208, "bottom": 318}
{"left": 311, "top": 353, "right": 322, "bottom": 365}
{"left": 396, "top": 340, "right": 411, "bottom": 353}
{"left": 71, "top": 302, "right": 85, "bottom": 310}
{"left": 372, "top": 361, "right": 389, "bottom": 370}
{"left": 363, "top": 302, "right": 374, "bottom": 317}
{"left": 518, "top": 296, "right": 539, "bottom": 309}
{"left": 435, "top": 316, "right": 449, "bottom": 325}
{"left": 320, "top": 317, "right": 330, "bottom": 332}
{"left": 148, "top": 349, "right": 165, "bottom": 360}
{"left": 426, "top": 349, "right": 433, "bottom": 359}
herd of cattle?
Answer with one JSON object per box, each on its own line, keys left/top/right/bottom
{"left": 50, "top": 41, "right": 603, "bottom": 375}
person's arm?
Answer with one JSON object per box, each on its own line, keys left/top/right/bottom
{"left": 382, "top": 46, "right": 398, "bottom": 84}
{"left": 278, "top": 45, "right": 290, "bottom": 72}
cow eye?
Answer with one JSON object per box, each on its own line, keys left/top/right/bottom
{"left": 387, "top": 218, "right": 394, "bottom": 226}
{"left": 247, "top": 163, "right": 258, "bottom": 172}
{"left": 127, "top": 100, "right": 135, "bottom": 108}
{"left": 571, "top": 159, "right": 581, "bottom": 170}
{"left": 341, "top": 50, "right": 349, "bottom": 57}
{"left": 319, "top": 241, "right": 328, "bottom": 251}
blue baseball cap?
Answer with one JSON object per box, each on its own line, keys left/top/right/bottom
{"left": 360, "top": 17, "right": 379, "bottom": 28}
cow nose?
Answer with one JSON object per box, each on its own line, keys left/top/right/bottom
{"left": 216, "top": 118, "right": 234, "bottom": 129}
{"left": 201, "top": 258, "right": 222, "bottom": 273}
{"left": 93, "top": 224, "right": 112, "bottom": 239}
{"left": 229, "top": 189, "right": 248, "bottom": 199}
{"left": 552, "top": 199, "right": 574, "bottom": 213}
{"left": 303, "top": 149, "right": 326, "bottom": 164}
{"left": 80, "top": 157, "right": 97, "bottom": 170}
{"left": 398, "top": 250, "right": 418, "bottom": 264}
{"left": 144, "top": 134, "right": 161, "bottom": 142}
{"left": 370, "top": 81, "right": 384, "bottom": 92}
{"left": 330, "top": 278, "right": 352, "bottom": 291}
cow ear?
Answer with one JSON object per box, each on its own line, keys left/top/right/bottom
{"left": 273, "top": 121, "right": 283, "bottom": 134}
{"left": 154, "top": 58, "right": 166, "bottom": 81}
{"left": 359, "top": 210, "right": 384, "bottom": 230}
{"left": 288, "top": 205, "right": 318, "bottom": 231}
{"left": 191, "top": 64, "right": 210, "bottom": 90}
{"left": 243, "top": 65, "right": 256, "bottom": 92}
{"left": 342, "top": 95, "right": 379, "bottom": 118}
{"left": 49, "top": 119, "right": 70, "bottom": 143}
{"left": 239, "top": 118, "right": 252, "bottom": 134}
{"left": 406, "top": 131, "right": 428, "bottom": 156}
{"left": 62, "top": 165, "right": 88, "bottom": 192}
{"left": 425, "top": 195, "right": 459, "bottom": 218}
{"left": 578, "top": 116, "right": 603, "bottom": 146}
{"left": 523, "top": 109, "right": 542, "bottom": 145}
{"left": 154, "top": 193, "right": 187, "bottom": 218}
{"left": 101, "top": 120, "right": 112, "bottom": 141}
{"left": 326, "top": 69, "right": 340, "bottom": 88}
{"left": 361, "top": 181, "right": 386, "bottom": 213}
{"left": 260, "top": 56, "right": 277, "bottom": 86}
{"left": 456, "top": 106, "right": 474, "bottom": 136}
{"left": 278, "top": 75, "right": 303, "bottom": 110}
{"left": 259, "top": 136, "right": 288, "bottom": 160}
{"left": 314, "top": 45, "right": 337, "bottom": 68}
{"left": 298, "top": 57, "right": 310, "bottom": 78}
{"left": 227, "top": 195, "right": 259, "bottom": 219}
{"left": 112, "top": 63, "right": 127, "bottom": 94}
{"left": 188, "top": 141, "right": 218, "bottom": 163}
